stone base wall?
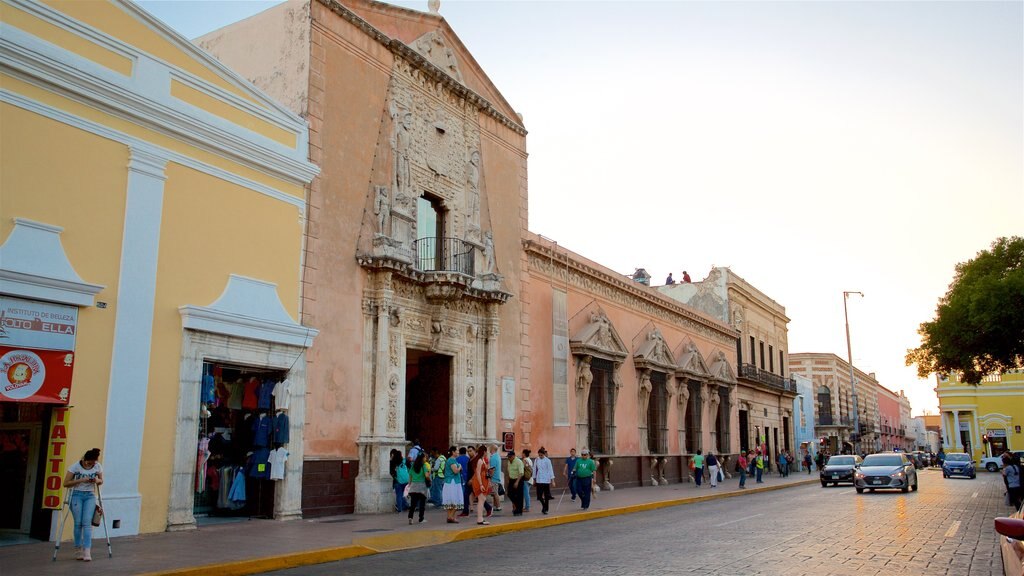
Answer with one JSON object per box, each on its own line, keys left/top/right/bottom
{"left": 301, "top": 460, "right": 359, "bottom": 518}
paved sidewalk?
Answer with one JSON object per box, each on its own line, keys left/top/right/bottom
{"left": 1, "top": 472, "right": 817, "bottom": 576}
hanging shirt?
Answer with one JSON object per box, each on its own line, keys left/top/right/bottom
{"left": 257, "top": 379, "right": 275, "bottom": 410}
{"left": 273, "top": 412, "right": 290, "bottom": 445}
{"left": 252, "top": 414, "right": 273, "bottom": 447}
{"left": 248, "top": 448, "right": 271, "bottom": 479}
{"left": 228, "top": 468, "right": 246, "bottom": 504}
{"left": 242, "top": 377, "right": 259, "bottom": 410}
{"left": 195, "top": 437, "right": 210, "bottom": 492}
{"left": 201, "top": 373, "right": 216, "bottom": 404}
{"left": 269, "top": 447, "right": 289, "bottom": 481}
{"left": 228, "top": 380, "right": 244, "bottom": 410}
{"left": 272, "top": 379, "right": 291, "bottom": 411}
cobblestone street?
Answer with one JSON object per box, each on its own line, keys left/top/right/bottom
{"left": 265, "top": 469, "right": 1013, "bottom": 576}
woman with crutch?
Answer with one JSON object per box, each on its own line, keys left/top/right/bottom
{"left": 63, "top": 447, "right": 103, "bottom": 561}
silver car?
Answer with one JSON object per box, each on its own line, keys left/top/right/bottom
{"left": 854, "top": 452, "right": 919, "bottom": 494}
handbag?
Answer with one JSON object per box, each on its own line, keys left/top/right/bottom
{"left": 91, "top": 504, "right": 103, "bottom": 527}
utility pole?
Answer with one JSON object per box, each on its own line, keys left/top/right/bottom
{"left": 844, "top": 291, "right": 863, "bottom": 454}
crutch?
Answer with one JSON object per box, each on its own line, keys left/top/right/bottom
{"left": 94, "top": 484, "right": 113, "bottom": 558}
{"left": 51, "top": 487, "right": 73, "bottom": 561}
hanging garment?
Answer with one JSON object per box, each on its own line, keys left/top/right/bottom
{"left": 272, "top": 379, "right": 291, "bottom": 411}
{"left": 205, "top": 464, "right": 220, "bottom": 493}
{"left": 242, "top": 377, "right": 259, "bottom": 410}
{"left": 273, "top": 412, "right": 290, "bottom": 445}
{"left": 248, "top": 448, "right": 271, "bottom": 479}
{"left": 217, "top": 466, "right": 233, "bottom": 508}
{"left": 228, "top": 468, "right": 247, "bottom": 506}
{"left": 201, "top": 373, "right": 216, "bottom": 404}
{"left": 195, "top": 437, "right": 210, "bottom": 492}
{"left": 252, "top": 414, "right": 273, "bottom": 447}
{"left": 257, "top": 379, "right": 275, "bottom": 410}
{"left": 228, "top": 379, "right": 244, "bottom": 410}
{"left": 269, "top": 447, "right": 289, "bottom": 481}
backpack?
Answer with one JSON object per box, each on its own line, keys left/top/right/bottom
{"left": 396, "top": 461, "right": 409, "bottom": 484}
{"left": 523, "top": 460, "right": 533, "bottom": 481}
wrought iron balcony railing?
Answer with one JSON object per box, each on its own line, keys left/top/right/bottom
{"left": 412, "top": 237, "right": 475, "bottom": 276}
{"left": 739, "top": 363, "right": 797, "bottom": 392}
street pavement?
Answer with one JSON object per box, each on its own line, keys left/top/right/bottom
{"left": 264, "top": 468, "right": 1014, "bottom": 576}
{"left": 1, "top": 468, "right": 1014, "bottom": 576}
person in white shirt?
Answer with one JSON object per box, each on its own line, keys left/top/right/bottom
{"left": 532, "top": 447, "right": 556, "bottom": 514}
{"left": 63, "top": 448, "right": 104, "bottom": 561}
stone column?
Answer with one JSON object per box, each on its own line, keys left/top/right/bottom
{"left": 952, "top": 411, "right": 961, "bottom": 451}
{"left": 484, "top": 321, "right": 499, "bottom": 442}
{"left": 939, "top": 411, "right": 949, "bottom": 449}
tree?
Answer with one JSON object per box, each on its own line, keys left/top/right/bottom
{"left": 906, "top": 236, "right": 1024, "bottom": 384}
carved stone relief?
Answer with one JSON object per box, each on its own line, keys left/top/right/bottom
{"left": 410, "top": 31, "right": 464, "bottom": 83}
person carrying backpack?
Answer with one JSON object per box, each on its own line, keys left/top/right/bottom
{"left": 390, "top": 449, "right": 409, "bottom": 512}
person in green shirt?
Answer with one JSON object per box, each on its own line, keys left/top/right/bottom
{"left": 574, "top": 449, "right": 598, "bottom": 510}
{"left": 506, "top": 450, "right": 525, "bottom": 515}
{"left": 693, "top": 450, "right": 705, "bottom": 486}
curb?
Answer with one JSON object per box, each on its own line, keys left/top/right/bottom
{"left": 141, "top": 478, "right": 816, "bottom": 576}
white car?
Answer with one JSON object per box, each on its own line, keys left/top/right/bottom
{"left": 982, "top": 450, "right": 1024, "bottom": 473}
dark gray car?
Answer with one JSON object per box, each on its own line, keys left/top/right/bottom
{"left": 854, "top": 452, "right": 918, "bottom": 493}
{"left": 821, "top": 455, "right": 862, "bottom": 487}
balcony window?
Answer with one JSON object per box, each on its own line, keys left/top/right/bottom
{"left": 413, "top": 194, "right": 474, "bottom": 275}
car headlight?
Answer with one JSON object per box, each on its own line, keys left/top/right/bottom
{"left": 855, "top": 472, "right": 864, "bottom": 479}
{"left": 890, "top": 471, "right": 904, "bottom": 478}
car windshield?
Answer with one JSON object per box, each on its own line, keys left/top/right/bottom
{"left": 945, "top": 454, "right": 971, "bottom": 462}
{"left": 862, "top": 455, "right": 903, "bottom": 467}
{"left": 828, "top": 456, "right": 856, "bottom": 466}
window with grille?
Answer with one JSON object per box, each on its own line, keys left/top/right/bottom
{"left": 647, "top": 371, "right": 668, "bottom": 454}
{"left": 587, "top": 358, "right": 616, "bottom": 454}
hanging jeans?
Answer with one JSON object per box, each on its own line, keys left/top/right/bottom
{"left": 70, "top": 490, "right": 97, "bottom": 549}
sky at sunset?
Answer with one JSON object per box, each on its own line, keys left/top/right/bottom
{"left": 140, "top": 0, "right": 1024, "bottom": 416}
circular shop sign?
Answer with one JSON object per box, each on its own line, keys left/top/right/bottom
{"left": 1, "top": 349, "right": 46, "bottom": 401}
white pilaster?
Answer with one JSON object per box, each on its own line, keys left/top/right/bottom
{"left": 101, "top": 144, "right": 168, "bottom": 537}
{"left": 952, "top": 411, "right": 962, "bottom": 451}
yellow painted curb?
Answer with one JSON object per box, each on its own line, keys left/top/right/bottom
{"left": 141, "top": 479, "right": 817, "bottom": 576}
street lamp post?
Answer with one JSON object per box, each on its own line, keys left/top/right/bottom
{"left": 844, "top": 291, "right": 864, "bottom": 454}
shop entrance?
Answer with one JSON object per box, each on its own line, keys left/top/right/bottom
{"left": 405, "top": 350, "right": 451, "bottom": 452}
{"left": 193, "top": 362, "right": 288, "bottom": 523}
{"left": 0, "top": 403, "right": 45, "bottom": 544}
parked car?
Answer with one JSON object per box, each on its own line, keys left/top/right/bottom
{"left": 854, "top": 452, "right": 918, "bottom": 493}
{"left": 908, "top": 451, "right": 928, "bottom": 469}
{"left": 982, "top": 451, "right": 1024, "bottom": 473}
{"left": 821, "top": 454, "right": 862, "bottom": 487}
{"left": 942, "top": 452, "right": 977, "bottom": 479}
{"left": 996, "top": 505, "right": 1024, "bottom": 576}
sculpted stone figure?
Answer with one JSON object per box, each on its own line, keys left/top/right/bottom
{"left": 374, "top": 186, "right": 390, "bottom": 235}
{"left": 482, "top": 231, "right": 495, "bottom": 274}
{"left": 638, "top": 371, "right": 652, "bottom": 420}
{"left": 576, "top": 355, "right": 593, "bottom": 393}
{"left": 390, "top": 109, "right": 412, "bottom": 196}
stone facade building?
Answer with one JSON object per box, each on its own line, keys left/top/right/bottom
{"left": 199, "top": 0, "right": 527, "bottom": 515}
{"left": 789, "top": 353, "right": 881, "bottom": 454}
{"left": 659, "top": 268, "right": 797, "bottom": 463}
{"left": 522, "top": 236, "right": 739, "bottom": 488}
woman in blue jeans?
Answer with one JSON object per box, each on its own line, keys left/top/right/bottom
{"left": 389, "top": 449, "right": 408, "bottom": 512}
{"left": 63, "top": 448, "right": 104, "bottom": 561}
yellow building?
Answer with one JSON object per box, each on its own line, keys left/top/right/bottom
{"left": 936, "top": 370, "right": 1024, "bottom": 461}
{"left": 0, "top": 0, "right": 317, "bottom": 541}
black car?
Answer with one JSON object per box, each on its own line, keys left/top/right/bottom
{"left": 820, "top": 455, "right": 862, "bottom": 487}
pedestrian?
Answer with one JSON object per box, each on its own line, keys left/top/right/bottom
{"left": 777, "top": 451, "right": 787, "bottom": 477}
{"left": 574, "top": 448, "right": 598, "bottom": 510}
{"left": 408, "top": 439, "right": 423, "bottom": 464}
{"left": 430, "top": 447, "right": 446, "bottom": 507}
{"left": 489, "top": 444, "right": 504, "bottom": 512}
{"left": 693, "top": 450, "right": 705, "bottom": 487}
{"left": 707, "top": 452, "right": 720, "bottom": 488}
{"left": 564, "top": 448, "right": 579, "bottom": 502}
{"left": 533, "top": 447, "right": 555, "bottom": 514}
{"left": 469, "top": 444, "right": 491, "bottom": 525}
{"left": 457, "top": 446, "right": 471, "bottom": 517}
{"left": 522, "top": 449, "right": 534, "bottom": 512}
{"left": 737, "top": 450, "right": 748, "bottom": 488}
{"left": 804, "top": 451, "right": 812, "bottom": 474}
{"left": 407, "top": 451, "right": 430, "bottom": 524}
{"left": 506, "top": 450, "right": 525, "bottom": 515}
{"left": 389, "top": 449, "right": 408, "bottom": 512}
{"left": 63, "top": 447, "right": 103, "bottom": 561}
{"left": 1002, "top": 452, "right": 1023, "bottom": 510}
{"left": 755, "top": 450, "right": 764, "bottom": 483}
{"left": 815, "top": 450, "right": 825, "bottom": 472}
{"left": 442, "top": 446, "right": 463, "bottom": 523}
